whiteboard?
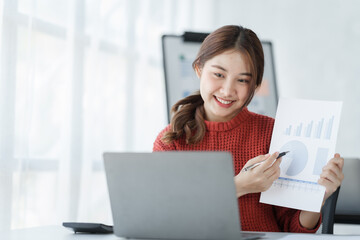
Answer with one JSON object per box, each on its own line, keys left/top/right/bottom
{"left": 162, "top": 33, "right": 278, "bottom": 123}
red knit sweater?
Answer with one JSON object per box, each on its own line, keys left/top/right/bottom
{"left": 153, "top": 107, "right": 321, "bottom": 233}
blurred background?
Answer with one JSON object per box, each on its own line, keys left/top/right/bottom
{"left": 0, "top": 0, "right": 359, "bottom": 233}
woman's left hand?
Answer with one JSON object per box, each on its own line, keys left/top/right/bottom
{"left": 299, "top": 153, "right": 344, "bottom": 229}
{"left": 318, "top": 153, "right": 344, "bottom": 202}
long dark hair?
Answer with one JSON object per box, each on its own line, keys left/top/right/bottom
{"left": 162, "top": 25, "right": 264, "bottom": 144}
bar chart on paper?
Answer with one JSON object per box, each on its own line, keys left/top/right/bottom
{"left": 284, "top": 116, "right": 335, "bottom": 139}
{"left": 260, "top": 98, "right": 342, "bottom": 212}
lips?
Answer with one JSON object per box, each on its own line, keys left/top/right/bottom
{"left": 214, "top": 96, "right": 235, "bottom": 108}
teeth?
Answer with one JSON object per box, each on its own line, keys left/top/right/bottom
{"left": 216, "top": 96, "right": 233, "bottom": 104}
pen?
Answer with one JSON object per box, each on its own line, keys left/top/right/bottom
{"left": 241, "top": 151, "right": 289, "bottom": 172}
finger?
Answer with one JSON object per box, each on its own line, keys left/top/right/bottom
{"left": 330, "top": 153, "right": 344, "bottom": 170}
{"left": 243, "top": 154, "right": 270, "bottom": 168}
{"left": 322, "top": 161, "right": 342, "bottom": 177}
{"left": 318, "top": 177, "right": 339, "bottom": 195}
{"left": 257, "top": 152, "right": 279, "bottom": 171}
{"left": 264, "top": 158, "right": 282, "bottom": 177}
{"left": 323, "top": 159, "right": 345, "bottom": 182}
{"left": 335, "top": 154, "right": 344, "bottom": 170}
{"left": 272, "top": 156, "right": 282, "bottom": 168}
{"left": 320, "top": 170, "right": 339, "bottom": 185}
{"left": 268, "top": 167, "right": 281, "bottom": 182}
{"left": 320, "top": 171, "right": 342, "bottom": 190}
{"left": 264, "top": 167, "right": 277, "bottom": 178}
{"left": 320, "top": 169, "right": 343, "bottom": 186}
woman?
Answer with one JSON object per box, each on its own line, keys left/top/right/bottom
{"left": 153, "top": 25, "right": 344, "bottom": 232}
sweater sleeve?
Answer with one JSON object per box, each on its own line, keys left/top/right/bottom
{"left": 273, "top": 206, "right": 322, "bottom": 233}
{"left": 153, "top": 125, "right": 177, "bottom": 151}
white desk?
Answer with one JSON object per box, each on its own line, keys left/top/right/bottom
{"left": 335, "top": 223, "right": 360, "bottom": 235}
{"left": 1, "top": 226, "right": 360, "bottom": 240}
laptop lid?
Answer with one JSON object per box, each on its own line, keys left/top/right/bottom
{"left": 103, "top": 151, "right": 242, "bottom": 240}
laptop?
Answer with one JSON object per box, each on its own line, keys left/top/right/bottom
{"left": 104, "top": 151, "right": 263, "bottom": 240}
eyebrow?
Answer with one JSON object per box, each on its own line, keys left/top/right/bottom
{"left": 211, "top": 64, "right": 252, "bottom": 77}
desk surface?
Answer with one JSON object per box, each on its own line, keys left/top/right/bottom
{"left": 1, "top": 226, "right": 360, "bottom": 240}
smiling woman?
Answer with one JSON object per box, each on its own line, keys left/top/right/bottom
{"left": 197, "top": 50, "right": 253, "bottom": 122}
{"left": 154, "top": 25, "right": 344, "bottom": 233}
{"left": 161, "top": 25, "right": 264, "bottom": 145}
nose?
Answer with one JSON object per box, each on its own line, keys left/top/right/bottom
{"left": 220, "top": 79, "right": 235, "bottom": 97}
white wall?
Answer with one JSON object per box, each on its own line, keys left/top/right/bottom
{"left": 214, "top": 0, "right": 360, "bottom": 158}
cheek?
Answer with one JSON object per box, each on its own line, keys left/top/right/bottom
{"left": 238, "top": 86, "right": 251, "bottom": 100}
{"left": 200, "top": 74, "right": 218, "bottom": 93}
{"left": 199, "top": 81, "right": 210, "bottom": 104}
{"left": 200, "top": 77, "right": 209, "bottom": 93}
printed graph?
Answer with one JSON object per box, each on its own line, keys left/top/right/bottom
{"left": 284, "top": 116, "right": 335, "bottom": 140}
{"left": 272, "top": 177, "right": 322, "bottom": 192}
{"left": 280, "top": 141, "right": 329, "bottom": 176}
{"left": 279, "top": 140, "right": 308, "bottom": 176}
{"left": 261, "top": 98, "right": 342, "bottom": 212}
{"left": 313, "top": 147, "right": 329, "bottom": 175}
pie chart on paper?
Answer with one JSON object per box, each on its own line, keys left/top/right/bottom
{"left": 279, "top": 140, "right": 308, "bottom": 176}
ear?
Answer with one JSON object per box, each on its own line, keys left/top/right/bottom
{"left": 194, "top": 65, "right": 202, "bottom": 78}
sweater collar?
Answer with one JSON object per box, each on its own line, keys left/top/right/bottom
{"left": 204, "top": 107, "right": 251, "bottom": 131}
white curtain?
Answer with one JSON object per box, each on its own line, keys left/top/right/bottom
{"left": 0, "top": 0, "right": 218, "bottom": 230}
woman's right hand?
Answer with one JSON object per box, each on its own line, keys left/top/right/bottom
{"left": 234, "top": 152, "right": 282, "bottom": 198}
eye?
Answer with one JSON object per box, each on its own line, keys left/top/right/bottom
{"left": 214, "top": 73, "right": 224, "bottom": 78}
{"left": 238, "top": 79, "right": 250, "bottom": 84}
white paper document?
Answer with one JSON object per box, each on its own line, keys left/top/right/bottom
{"left": 260, "top": 98, "right": 342, "bottom": 212}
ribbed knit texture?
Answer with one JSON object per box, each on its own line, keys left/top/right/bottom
{"left": 153, "top": 107, "right": 321, "bottom": 233}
